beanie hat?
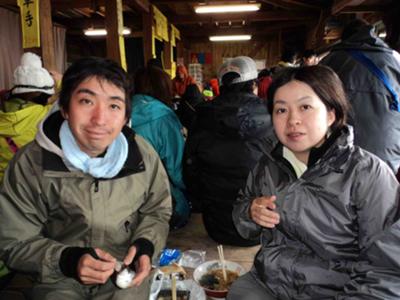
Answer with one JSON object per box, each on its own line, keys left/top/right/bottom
{"left": 218, "top": 56, "right": 258, "bottom": 85}
{"left": 12, "top": 52, "right": 55, "bottom": 95}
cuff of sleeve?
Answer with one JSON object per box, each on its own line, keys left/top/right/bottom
{"left": 131, "top": 238, "right": 155, "bottom": 264}
{"left": 59, "top": 247, "right": 96, "bottom": 280}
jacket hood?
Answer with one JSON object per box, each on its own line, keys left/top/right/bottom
{"left": 175, "top": 65, "right": 189, "bottom": 79}
{"left": 196, "top": 91, "right": 271, "bottom": 139}
{"left": 131, "top": 94, "right": 173, "bottom": 127}
{"left": 330, "top": 26, "right": 392, "bottom": 54}
{"left": 36, "top": 108, "right": 145, "bottom": 177}
{"left": 0, "top": 101, "right": 50, "bottom": 138}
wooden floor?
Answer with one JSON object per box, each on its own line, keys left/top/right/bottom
{"left": 166, "top": 213, "right": 260, "bottom": 273}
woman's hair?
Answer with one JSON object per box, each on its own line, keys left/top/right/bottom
{"left": 267, "top": 65, "right": 350, "bottom": 132}
{"left": 133, "top": 66, "right": 173, "bottom": 106}
{"left": 59, "top": 56, "right": 131, "bottom": 119}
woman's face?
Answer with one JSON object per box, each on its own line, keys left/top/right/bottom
{"left": 272, "top": 80, "right": 335, "bottom": 164}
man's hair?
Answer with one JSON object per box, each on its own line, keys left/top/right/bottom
{"left": 133, "top": 66, "right": 173, "bottom": 106}
{"left": 302, "top": 49, "right": 316, "bottom": 59}
{"left": 267, "top": 65, "right": 350, "bottom": 132}
{"left": 59, "top": 57, "right": 131, "bottom": 119}
{"left": 220, "top": 72, "right": 255, "bottom": 95}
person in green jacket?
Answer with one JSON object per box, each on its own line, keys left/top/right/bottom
{"left": 0, "top": 57, "right": 172, "bottom": 299}
{"left": 0, "top": 52, "right": 56, "bottom": 285}
{"left": 0, "top": 52, "right": 55, "bottom": 183}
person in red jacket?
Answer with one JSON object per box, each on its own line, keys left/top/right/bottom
{"left": 172, "top": 64, "right": 196, "bottom": 98}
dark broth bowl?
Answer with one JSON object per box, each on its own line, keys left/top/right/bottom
{"left": 193, "top": 260, "right": 245, "bottom": 298}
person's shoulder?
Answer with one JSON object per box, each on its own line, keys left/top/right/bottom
{"left": 350, "top": 146, "right": 393, "bottom": 175}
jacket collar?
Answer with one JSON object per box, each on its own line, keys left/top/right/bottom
{"left": 41, "top": 111, "right": 145, "bottom": 177}
{"left": 270, "top": 125, "right": 354, "bottom": 169}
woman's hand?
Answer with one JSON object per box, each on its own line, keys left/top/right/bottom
{"left": 250, "top": 195, "right": 280, "bottom": 228}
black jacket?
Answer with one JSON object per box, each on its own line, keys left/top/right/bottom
{"left": 183, "top": 91, "right": 272, "bottom": 246}
{"left": 321, "top": 26, "right": 400, "bottom": 172}
{"left": 234, "top": 126, "right": 400, "bottom": 299}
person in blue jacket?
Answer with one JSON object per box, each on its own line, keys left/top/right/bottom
{"left": 131, "top": 66, "right": 190, "bottom": 229}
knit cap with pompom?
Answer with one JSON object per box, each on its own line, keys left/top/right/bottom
{"left": 12, "top": 52, "right": 55, "bottom": 95}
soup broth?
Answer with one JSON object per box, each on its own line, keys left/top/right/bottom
{"left": 199, "top": 268, "right": 239, "bottom": 291}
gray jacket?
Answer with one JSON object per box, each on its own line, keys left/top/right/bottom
{"left": 321, "top": 26, "right": 400, "bottom": 172}
{"left": 233, "top": 126, "right": 400, "bottom": 299}
{"left": 0, "top": 111, "right": 172, "bottom": 284}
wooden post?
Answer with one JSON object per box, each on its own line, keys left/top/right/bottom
{"left": 23, "top": 0, "right": 56, "bottom": 70}
{"left": 105, "top": 0, "right": 127, "bottom": 69}
{"left": 163, "top": 29, "right": 172, "bottom": 73}
{"left": 39, "top": 0, "right": 55, "bottom": 70}
{"left": 142, "top": 6, "right": 153, "bottom": 65}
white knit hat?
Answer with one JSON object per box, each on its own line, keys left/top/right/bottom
{"left": 218, "top": 56, "right": 258, "bottom": 85}
{"left": 12, "top": 52, "right": 55, "bottom": 95}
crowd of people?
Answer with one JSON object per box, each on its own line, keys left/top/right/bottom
{"left": 0, "top": 19, "right": 400, "bottom": 300}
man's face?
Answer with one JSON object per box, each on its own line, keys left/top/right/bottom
{"left": 62, "top": 76, "right": 127, "bottom": 157}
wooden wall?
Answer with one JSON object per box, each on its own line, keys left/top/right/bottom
{"left": 185, "top": 37, "right": 281, "bottom": 82}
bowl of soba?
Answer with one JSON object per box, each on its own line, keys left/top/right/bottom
{"left": 193, "top": 260, "right": 245, "bottom": 298}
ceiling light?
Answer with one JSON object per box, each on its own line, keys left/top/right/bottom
{"left": 195, "top": 4, "right": 260, "bottom": 14}
{"left": 84, "top": 27, "right": 131, "bottom": 36}
{"left": 209, "top": 35, "right": 252, "bottom": 42}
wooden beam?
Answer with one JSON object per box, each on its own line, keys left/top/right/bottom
{"left": 259, "top": 0, "right": 306, "bottom": 10}
{"left": 169, "top": 11, "right": 317, "bottom": 25}
{"left": 40, "top": 0, "right": 56, "bottom": 70}
{"left": 126, "top": 0, "right": 149, "bottom": 13}
{"left": 105, "top": 0, "right": 125, "bottom": 67}
{"left": 331, "top": 0, "right": 366, "bottom": 15}
{"left": 340, "top": 5, "right": 388, "bottom": 13}
{"left": 180, "top": 20, "right": 309, "bottom": 38}
{"left": 142, "top": 7, "right": 153, "bottom": 65}
{"left": 280, "top": 0, "right": 322, "bottom": 10}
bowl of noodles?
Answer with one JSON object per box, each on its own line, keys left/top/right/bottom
{"left": 193, "top": 260, "right": 245, "bottom": 298}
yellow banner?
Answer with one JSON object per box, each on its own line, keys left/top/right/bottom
{"left": 153, "top": 5, "right": 169, "bottom": 42}
{"left": 18, "top": 0, "right": 40, "bottom": 48}
{"left": 117, "top": 0, "right": 127, "bottom": 71}
{"left": 171, "top": 24, "right": 180, "bottom": 47}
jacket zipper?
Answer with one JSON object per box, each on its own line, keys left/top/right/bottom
{"left": 94, "top": 179, "right": 99, "bottom": 192}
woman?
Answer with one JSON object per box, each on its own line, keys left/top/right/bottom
{"left": 228, "top": 65, "right": 400, "bottom": 299}
{"left": 131, "top": 66, "right": 190, "bottom": 230}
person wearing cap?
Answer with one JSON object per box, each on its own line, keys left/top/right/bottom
{"left": 183, "top": 56, "right": 272, "bottom": 246}
{"left": 301, "top": 49, "right": 319, "bottom": 66}
{"left": 0, "top": 57, "right": 171, "bottom": 299}
{"left": 0, "top": 52, "right": 56, "bottom": 183}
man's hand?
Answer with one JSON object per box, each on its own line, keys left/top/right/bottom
{"left": 123, "top": 246, "right": 152, "bottom": 287}
{"left": 250, "top": 195, "right": 280, "bottom": 228}
{"left": 77, "top": 248, "right": 116, "bottom": 285}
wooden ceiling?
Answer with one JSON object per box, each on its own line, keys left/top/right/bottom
{"left": 0, "top": 0, "right": 397, "bottom": 48}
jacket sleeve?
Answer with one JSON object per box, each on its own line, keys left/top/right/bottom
{"left": 131, "top": 137, "right": 173, "bottom": 261}
{"left": 338, "top": 157, "right": 400, "bottom": 299}
{"left": 232, "top": 162, "right": 268, "bottom": 241}
{"left": 0, "top": 146, "right": 67, "bottom": 283}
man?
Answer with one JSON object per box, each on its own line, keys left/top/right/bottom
{"left": 321, "top": 19, "right": 400, "bottom": 172}
{"left": 183, "top": 56, "right": 272, "bottom": 246}
{"left": 301, "top": 49, "right": 319, "bottom": 66}
{"left": 0, "top": 57, "right": 172, "bottom": 299}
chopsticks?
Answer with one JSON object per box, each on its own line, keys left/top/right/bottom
{"left": 217, "top": 244, "right": 227, "bottom": 281}
{"left": 171, "top": 274, "right": 177, "bottom": 300}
